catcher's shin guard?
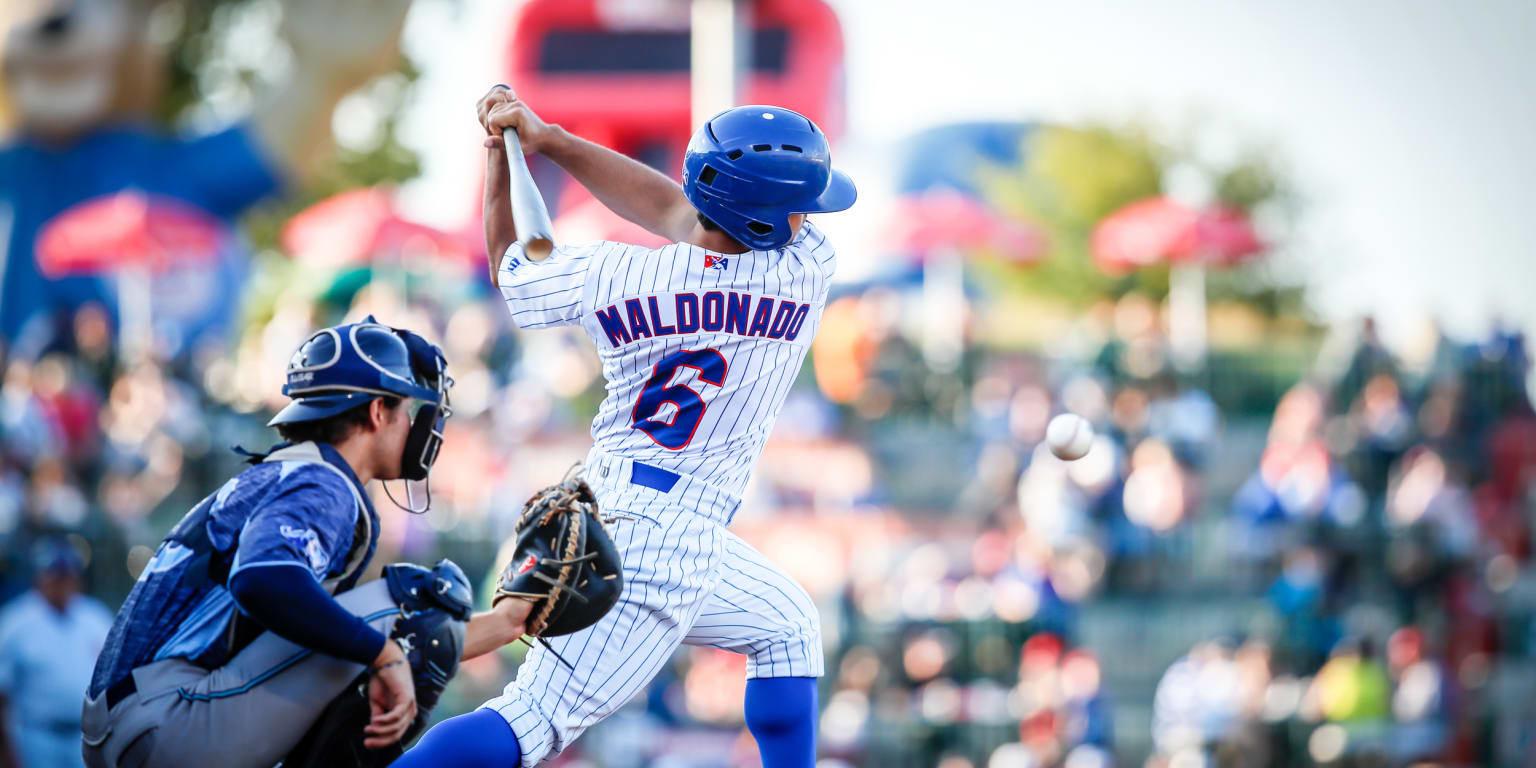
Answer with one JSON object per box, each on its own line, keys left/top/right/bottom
{"left": 281, "top": 560, "right": 472, "bottom": 768}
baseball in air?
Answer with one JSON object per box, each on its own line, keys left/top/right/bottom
{"left": 1046, "top": 413, "right": 1095, "bottom": 461}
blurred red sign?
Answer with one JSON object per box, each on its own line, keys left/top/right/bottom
{"left": 1091, "top": 196, "right": 1263, "bottom": 273}
{"left": 36, "top": 192, "right": 223, "bottom": 277}
{"left": 281, "top": 187, "right": 471, "bottom": 266}
{"left": 504, "top": 0, "right": 847, "bottom": 153}
{"left": 886, "top": 190, "right": 1044, "bottom": 265}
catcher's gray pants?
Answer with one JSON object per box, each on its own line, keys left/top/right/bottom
{"left": 81, "top": 579, "right": 401, "bottom": 768}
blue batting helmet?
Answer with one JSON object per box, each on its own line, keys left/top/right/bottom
{"left": 268, "top": 316, "right": 449, "bottom": 428}
{"left": 682, "top": 105, "right": 856, "bottom": 251}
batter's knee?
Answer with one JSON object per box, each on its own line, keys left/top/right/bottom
{"left": 789, "top": 581, "right": 825, "bottom": 665}
{"left": 479, "top": 691, "right": 565, "bottom": 767}
{"left": 792, "top": 607, "right": 824, "bottom": 656}
{"left": 749, "top": 598, "right": 824, "bottom": 678}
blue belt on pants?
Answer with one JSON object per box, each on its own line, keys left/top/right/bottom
{"left": 629, "top": 462, "right": 680, "bottom": 493}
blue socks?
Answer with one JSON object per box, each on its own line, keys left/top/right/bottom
{"left": 391, "top": 707, "right": 521, "bottom": 768}
{"left": 393, "top": 679, "right": 815, "bottom": 767}
{"left": 743, "top": 676, "right": 818, "bottom": 768}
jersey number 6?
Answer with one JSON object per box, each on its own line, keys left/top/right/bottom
{"left": 630, "top": 348, "right": 728, "bottom": 450}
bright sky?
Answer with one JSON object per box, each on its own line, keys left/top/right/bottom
{"left": 399, "top": 0, "right": 1536, "bottom": 346}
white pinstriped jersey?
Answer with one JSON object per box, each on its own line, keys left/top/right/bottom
{"left": 499, "top": 222, "right": 834, "bottom": 497}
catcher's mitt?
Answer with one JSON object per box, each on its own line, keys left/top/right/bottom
{"left": 493, "top": 476, "right": 623, "bottom": 643}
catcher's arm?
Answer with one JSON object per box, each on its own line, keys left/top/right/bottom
{"left": 461, "top": 597, "right": 533, "bottom": 661}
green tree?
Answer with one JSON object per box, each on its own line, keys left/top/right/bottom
{"left": 155, "top": 0, "right": 423, "bottom": 250}
{"left": 978, "top": 123, "right": 1164, "bottom": 302}
{"left": 977, "top": 120, "right": 1308, "bottom": 320}
{"left": 152, "top": 0, "right": 428, "bottom": 328}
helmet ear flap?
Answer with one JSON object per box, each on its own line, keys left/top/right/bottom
{"left": 742, "top": 212, "right": 794, "bottom": 249}
{"left": 690, "top": 199, "right": 793, "bottom": 251}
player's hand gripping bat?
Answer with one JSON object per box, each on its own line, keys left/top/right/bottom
{"left": 501, "top": 127, "right": 556, "bottom": 261}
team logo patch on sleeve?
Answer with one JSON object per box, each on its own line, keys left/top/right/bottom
{"left": 280, "top": 524, "right": 331, "bottom": 574}
{"left": 140, "top": 541, "right": 193, "bottom": 577}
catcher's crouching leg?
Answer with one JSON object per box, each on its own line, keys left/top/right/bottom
{"left": 281, "top": 559, "right": 473, "bottom": 768}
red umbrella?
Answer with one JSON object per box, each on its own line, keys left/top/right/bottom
{"left": 1090, "top": 197, "right": 1196, "bottom": 273}
{"left": 36, "top": 191, "right": 224, "bottom": 277}
{"left": 1188, "top": 205, "right": 1263, "bottom": 266}
{"left": 281, "top": 187, "right": 471, "bottom": 267}
{"left": 1093, "top": 197, "right": 1266, "bottom": 370}
{"left": 886, "top": 190, "right": 1044, "bottom": 265}
{"left": 1090, "top": 196, "right": 1262, "bottom": 273}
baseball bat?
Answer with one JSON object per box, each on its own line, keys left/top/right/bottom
{"left": 501, "top": 127, "right": 555, "bottom": 261}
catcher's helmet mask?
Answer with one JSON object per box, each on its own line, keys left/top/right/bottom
{"left": 268, "top": 316, "right": 454, "bottom": 514}
{"left": 682, "top": 105, "right": 857, "bottom": 251}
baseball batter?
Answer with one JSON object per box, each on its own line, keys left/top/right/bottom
{"left": 395, "top": 89, "right": 855, "bottom": 767}
{"left": 80, "top": 319, "right": 534, "bottom": 768}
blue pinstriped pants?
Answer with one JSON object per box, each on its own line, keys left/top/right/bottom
{"left": 481, "top": 451, "right": 823, "bottom": 766}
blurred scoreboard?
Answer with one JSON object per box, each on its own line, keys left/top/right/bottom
{"left": 502, "top": 0, "right": 847, "bottom": 157}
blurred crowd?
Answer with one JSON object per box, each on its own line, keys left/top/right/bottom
{"left": 7, "top": 237, "right": 1536, "bottom": 768}
{"left": 9, "top": 264, "right": 1536, "bottom": 768}
{"left": 602, "top": 289, "right": 1536, "bottom": 768}
{"left": 1157, "top": 316, "right": 1536, "bottom": 768}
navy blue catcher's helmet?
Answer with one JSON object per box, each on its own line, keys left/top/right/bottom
{"left": 268, "top": 316, "right": 452, "bottom": 484}
{"left": 682, "top": 105, "right": 857, "bottom": 251}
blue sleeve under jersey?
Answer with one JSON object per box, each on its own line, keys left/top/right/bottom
{"left": 224, "top": 467, "right": 386, "bottom": 665}
{"left": 228, "top": 566, "right": 385, "bottom": 666}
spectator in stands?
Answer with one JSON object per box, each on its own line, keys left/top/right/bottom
{"left": 1266, "top": 547, "right": 1339, "bottom": 669}
{"left": 1333, "top": 317, "right": 1397, "bottom": 416}
{"left": 1311, "top": 637, "right": 1391, "bottom": 724}
{"left": 1474, "top": 401, "right": 1536, "bottom": 561}
{"left": 1057, "top": 649, "right": 1113, "bottom": 750}
{"left": 0, "top": 538, "right": 113, "bottom": 768}
{"left": 1344, "top": 373, "right": 1414, "bottom": 498}
{"left": 1151, "top": 640, "right": 1243, "bottom": 756}
{"left": 1384, "top": 626, "right": 1448, "bottom": 762}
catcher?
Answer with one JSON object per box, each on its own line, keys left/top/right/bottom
{"left": 81, "top": 317, "right": 622, "bottom": 768}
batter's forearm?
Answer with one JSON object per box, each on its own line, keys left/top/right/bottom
{"left": 484, "top": 145, "right": 518, "bottom": 283}
{"left": 542, "top": 128, "right": 697, "bottom": 241}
